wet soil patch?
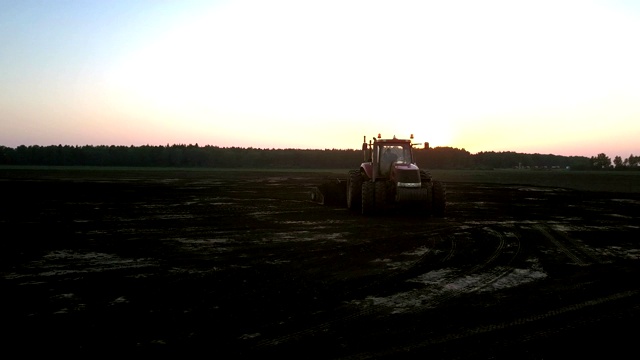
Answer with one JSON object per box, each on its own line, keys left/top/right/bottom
{"left": 1, "top": 170, "right": 639, "bottom": 358}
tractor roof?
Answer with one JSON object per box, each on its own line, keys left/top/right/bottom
{"left": 375, "top": 138, "right": 412, "bottom": 145}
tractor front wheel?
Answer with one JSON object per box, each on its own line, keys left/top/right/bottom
{"left": 420, "top": 169, "right": 432, "bottom": 184}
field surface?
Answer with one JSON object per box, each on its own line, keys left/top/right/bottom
{"left": 1, "top": 168, "right": 639, "bottom": 358}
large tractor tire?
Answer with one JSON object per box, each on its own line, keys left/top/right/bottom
{"left": 432, "top": 180, "right": 446, "bottom": 217}
{"left": 347, "top": 170, "right": 362, "bottom": 210}
{"left": 375, "top": 181, "right": 389, "bottom": 211}
{"left": 361, "top": 180, "right": 375, "bottom": 215}
{"left": 420, "top": 169, "right": 432, "bottom": 184}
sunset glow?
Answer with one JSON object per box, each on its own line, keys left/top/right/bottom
{"left": 1, "top": 0, "right": 639, "bottom": 157}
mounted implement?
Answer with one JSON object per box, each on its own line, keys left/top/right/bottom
{"left": 312, "top": 134, "right": 446, "bottom": 216}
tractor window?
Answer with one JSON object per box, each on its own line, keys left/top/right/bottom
{"left": 398, "top": 146, "right": 411, "bottom": 163}
{"left": 380, "top": 145, "right": 409, "bottom": 175}
{"left": 381, "top": 146, "right": 411, "bottom": 162}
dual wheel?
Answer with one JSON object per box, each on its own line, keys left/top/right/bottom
{"left": 347, "top": 170, "right": 446, "bottom": 216}
{"left": 346, "top": 170, "right": 362, "bottom": 210}
{"left": 347, "top": 170, "right": 384, "bottom": 215}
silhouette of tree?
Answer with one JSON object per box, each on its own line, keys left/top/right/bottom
{"left": 590, "top": 153, "right": 612, "bottom": 169}
{"left": 613, "top": 155, "right": 624, "bottom": 169}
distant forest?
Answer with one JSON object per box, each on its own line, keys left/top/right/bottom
{"left": 1, "top": 144, "right": 638, "bottom": 170}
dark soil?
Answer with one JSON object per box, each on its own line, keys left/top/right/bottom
{"left": 1, "top": 170, "right": 639, "bottom": 359}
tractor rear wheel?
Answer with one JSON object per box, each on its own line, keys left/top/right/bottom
{"left": 361, "top": 180, "right": 375, "bottom": 215}
{"left": 432, "top": 181, "right": 446, "bottom": 217}
{"left": 375, "top": 181, "right": 388, "bottom": 211}
{"left": 347, "top": 170, "right": 362, "bottom": 210}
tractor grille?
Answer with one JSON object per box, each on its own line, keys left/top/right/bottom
{"left": 397, "top": 187, "right": 429, "bottom": 202}
{"left": 396, "top": 169, "right": 420, "bottom": 187}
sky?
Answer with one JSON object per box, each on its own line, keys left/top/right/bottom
{"left": 1, "top": 0, "right": 639, "bottom": 157}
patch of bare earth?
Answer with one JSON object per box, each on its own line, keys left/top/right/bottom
{"left": 1, "top": 173, "right": 639, "bottom": 358}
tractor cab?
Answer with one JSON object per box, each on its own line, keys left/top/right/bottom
{"left": 378, "top": 143, "right": 412, "bottom": 176}
{"left": 361, "top": 134, "right": 417, "bottom": 181}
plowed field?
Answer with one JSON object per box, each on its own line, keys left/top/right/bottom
{"left": 1, "top": 169, "right": 639, "bottom": 358}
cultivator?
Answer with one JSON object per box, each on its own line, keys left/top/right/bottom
{"left": 310, "top": 178, "right": 347, "bottom": 206}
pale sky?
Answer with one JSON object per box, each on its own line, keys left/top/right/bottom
{"left": 1, "top": 0, "right": 639, "bottom": 157}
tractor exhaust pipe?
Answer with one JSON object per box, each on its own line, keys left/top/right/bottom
{"left": 362, "top": 136, "right": 368, "bottom": 162}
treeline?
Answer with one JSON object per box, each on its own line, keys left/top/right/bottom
{"left": 590, "top": 152, "right": 640, "bottom": 170}
{"left": 0, "top": 144, "right": 637, "bottom": 170}
{"left": 0, "top": 144, "right": 362, "bottom": 169}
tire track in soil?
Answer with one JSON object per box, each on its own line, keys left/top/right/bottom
{"left": 549, "top": 224, "right": 606, "bottom": 264}
{"left": 339, "top": 224, "right": 460, "bottom": 295}
{"left": 348, "top": 289, "right": 640, "bottom": 360}
{"left": 235, "top": 227, "right": 455, "bottom": 350}
{"left": 342, "top": 222, "right": 638, "bottom": 359}
{"left": 533, "top": 224, "right": 600, "bottom": 266}
{"left": 360, "top": 227, "right": 521, "bottom": 316}
{"left": 249, "top": 225, "right": 522, "bottom": 352}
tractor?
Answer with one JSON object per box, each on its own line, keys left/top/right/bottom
{"left": 312, "top": 134, "right": 446, "bottom": 216}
